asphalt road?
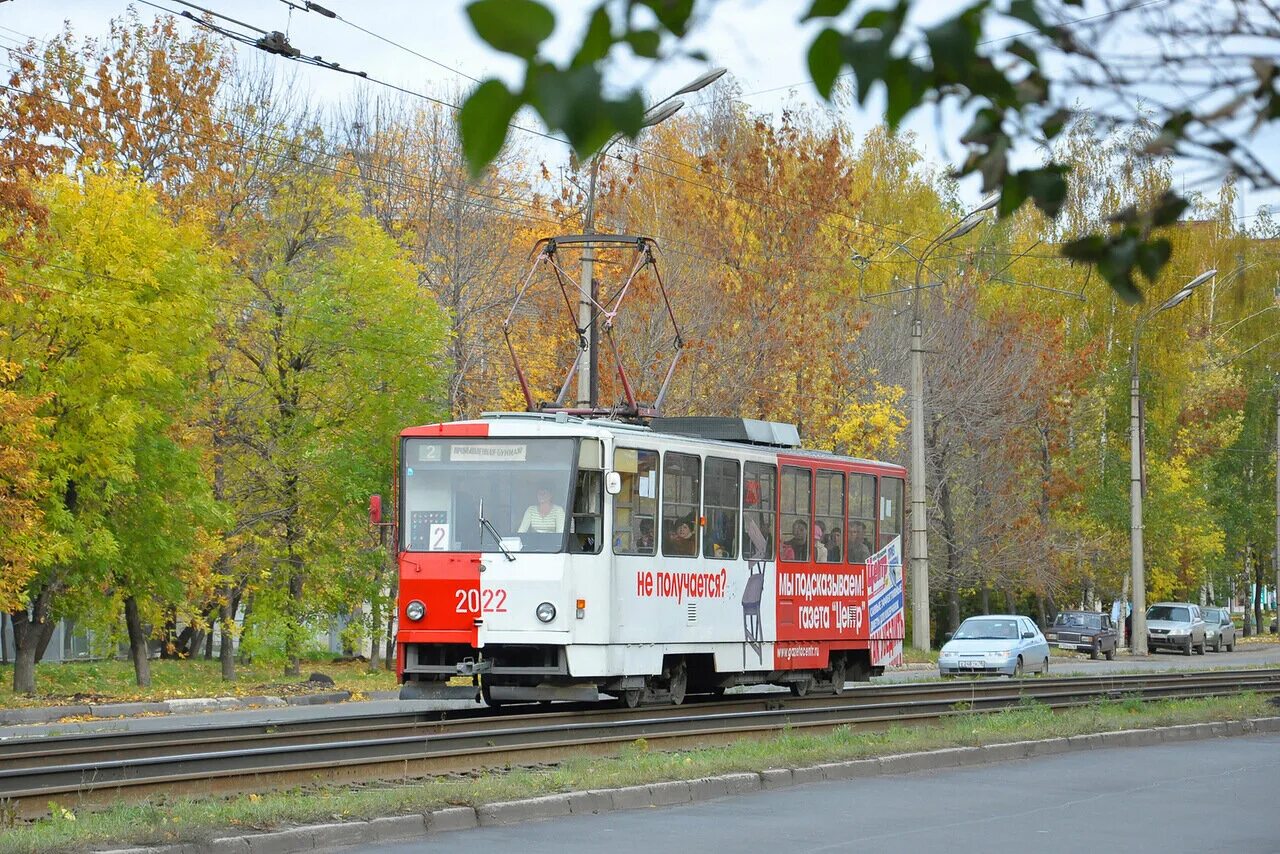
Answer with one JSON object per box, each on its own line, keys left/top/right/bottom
{"left": 3, "top": 643, "right": 1277, "bottom": 740}
{"left": 877, "top": 640, "right": 1280, "bottom": 682}
{"left": 339, "top": 732, "right": 1280, "bottom": 854}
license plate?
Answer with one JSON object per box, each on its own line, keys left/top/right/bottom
{"left": 1057, "top": 643, "right": 1075, "bottom": 649}
{"left": 961, "top": 660, "right": 983, "bottom": 668}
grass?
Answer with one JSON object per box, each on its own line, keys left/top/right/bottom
{"left": 899, "top": 646, "right": 939, "bottom": 665}
{"left": 0, "top": 693, "right": 1273, "bottom": 853}
{"left": 0, "top": 659, "right": 399, "bottom": 709}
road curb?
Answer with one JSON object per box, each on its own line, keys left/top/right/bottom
{"left": 89, "top": 714, "right": 1280, "bottom": 853}
{"left": 0, "top": 693, "right": 332, "bottom": 726}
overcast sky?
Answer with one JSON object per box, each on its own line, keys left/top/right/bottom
{"left": 1, "top": 0, "right": 1274, "bottom": 221}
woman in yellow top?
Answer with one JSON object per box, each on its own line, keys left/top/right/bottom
{"left": 518, "top": 487, "right": 565, "bottom": 533}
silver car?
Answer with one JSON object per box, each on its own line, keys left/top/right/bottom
{"left": 1202, "top": 607, "right": 1236, "bottom": 652}
{"left": 938, "top": 615, "right": 1051, "bottom": 678}
{"left": 1145, "top": 602, "right": 1206, "bottom": 655}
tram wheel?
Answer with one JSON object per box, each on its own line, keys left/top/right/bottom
{"left": 829, "top": 656, "right": 847, "bottom": 696}
{"left": 622, "top": 688, "right": 643, "bottom": 709}
{"left": 789, "top": 676, "right": 812, "bottom": 697}
{"left": 667, "top": 659, "right": 688, "bottom": 706}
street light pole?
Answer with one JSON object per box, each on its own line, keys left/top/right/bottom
{"left": 1128, "top": 268, "right": 1216, "bottom": 654}
{"left": 575, "top": 68, "right": 726, "bottom": 409}
{"left": 906, "top": 195, "right": 997, "bottom": 650}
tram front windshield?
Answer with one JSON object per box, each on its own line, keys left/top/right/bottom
{"left": 401, "top": 438, "right": 576, "bottom": 553}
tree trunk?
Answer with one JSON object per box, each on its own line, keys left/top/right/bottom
{"left": 936, "top": 473, "right": 960, "bottom": 633}
{"left": 11, "top": 585, "right": 57, "bottom": 695}
{"left": 203, "top": 627, "right": 214, "bottom": 660}
{"left": 160, "top": 609, "right": 179, "bottom": 659}
{"left": 220, "top": 593, "right": 237, "bottom": 681}
{"left": 238, "top": 593, "right": 254, "bottom": 665}
{"left": 12, "top": 634, "right": 40, "bottom": 696}
{"left": 282, "top": 470, "right": 304, "bottom": 678}
{"left": 368, "top": 599, "right": 382, "bottom": 671}
{"left": 124, "top": 595, "right": 152, "bottom": 688}
{"left": 1243, "top": 547, "right": 1254, "bottom": 637}
{"left": 1003, "top": 588, "right": 1016, "bottom": 614}
{"left": 947, "top": 579, "right": 961, "bottom": 635}
{"left": 1253, "top": 551, "right": 1264, "bottom": 635}
{"left": 979, "top": 585, "right": 990, "bottom": 614}
{"left": 285, "top": 570, "right": 303, "bottom": 677}
{"left": 384, "top": 558, "right": 398, "bottom": 671}
{"left": 11, "top": 612, "right": 55, "bottom": 696}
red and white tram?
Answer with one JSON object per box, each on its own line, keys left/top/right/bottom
{"left": 393, "top": 412, "right": 906, "bottom": 706}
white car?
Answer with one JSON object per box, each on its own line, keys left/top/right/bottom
{"left": 938, "top": 615, "right": 1050, "bottom": 678}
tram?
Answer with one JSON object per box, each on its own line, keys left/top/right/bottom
{"left": 390, "top": 412, "right": 906, "bottom": 706}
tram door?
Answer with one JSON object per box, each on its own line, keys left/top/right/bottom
{"left": 565, "top": 439, "right": 610, "bottom": 646}
{"left": 609, "top": 446, "right": 659, "bottom": 653}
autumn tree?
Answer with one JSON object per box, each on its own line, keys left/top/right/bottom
{"left": 0, "top": 11, "right": 233, "bottom": 210}
{"left": 217, "top": 140, "right": 447, "bottom": 676}
{"left": 0, "top": 171, "right": 217, "bottom": 694}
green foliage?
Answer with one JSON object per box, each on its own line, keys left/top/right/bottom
{"left": 1, "top": 171, "right": 220, "bottom": 630}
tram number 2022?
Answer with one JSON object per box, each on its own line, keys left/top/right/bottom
{"left": 455, "top": 588, "right": 507, "bottom": 614}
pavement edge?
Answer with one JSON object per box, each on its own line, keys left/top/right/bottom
{"left": 94, "top": 715, "right": 1280, "bottom": 854}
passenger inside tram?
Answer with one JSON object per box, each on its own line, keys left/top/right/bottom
{"left": 783, "top": 519, "right": 809, "bottom": 561}
{"left": 664, "top": 517, "right": 697, "bottom": 556}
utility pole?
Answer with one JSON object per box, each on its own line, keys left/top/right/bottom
{"left": 1274, "top": 382, "right": 1278, "bottom": 635}
{"left": 1127, "top": 269, "right": 1216, "bottom": 654}
{"left": 902, "top": 197, "right": 997, "bottom": 650}
{"left": 575, "top": 68, "right": 726, "bottom": 409}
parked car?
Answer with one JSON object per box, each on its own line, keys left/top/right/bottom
{"left": 939, "top": 615, "right": 1050, "bottom": 678}
{"left": 1045, "top": 610, "right": 1117, "bottom": 660}
{"left": 1201, "top": 607, "right": 1236, "bottom": 652}
{"left": 1145, "top": 602, "right": 1206, "bottom": 655}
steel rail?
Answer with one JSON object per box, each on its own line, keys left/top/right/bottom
{"left": 2, "top": 669, "right": 1276, "bottom": 812}
{"left": 1, "top": 668, "right": 1265, "bottom": 767}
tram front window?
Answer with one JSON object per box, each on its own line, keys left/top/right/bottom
{"left": 401, "top": 438, "right": 576, "bottom": 553}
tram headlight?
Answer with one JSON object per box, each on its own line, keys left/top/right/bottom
{"left": 536, "top": 602, "right": 556, "bottom": 623}
{"left": 405, "top": 600, "right": 426, "bottom": 622}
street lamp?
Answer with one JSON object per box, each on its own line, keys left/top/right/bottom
{"left": 1128, "top": 268, "right": 1216, "bottom": 654}
{"left": 576, "top": 67, "right": 728, "bottom": 408}
{"left": 905, "top": 194, "right": 998, "bottom": 650}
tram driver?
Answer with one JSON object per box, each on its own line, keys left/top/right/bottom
{"left": 518, "top": 487, "right": 566, "bottom": 534}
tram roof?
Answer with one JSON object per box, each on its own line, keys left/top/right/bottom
{"left": 400, "top": 412, "right": 905, "bottom": 473}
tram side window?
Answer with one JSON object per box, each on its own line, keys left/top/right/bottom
{"left": 742, "top": 462, "right": 776, "bottom": 560}
{"left": 613, "top": 448, "right": 658, "bottom": 555}
{"left": 703, "top": 457, "right": 740, "bottom": 559}
{"left": 662, "top": 452, "right": 701, "bottom": 557}
{"left": 880, "top": 476, "right": 904, "bottom": 550}
{"left": 780, "top": 466, "right": 811, "bottom": 562}
{"left": 815, "top": 470, "right": 844, "bottom": 564}
{"left": 847, "top": 473, "right": 876, "bottom": 564}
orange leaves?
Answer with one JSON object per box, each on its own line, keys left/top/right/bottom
{"left": 0, "top": 359, "right": 53, "bottom": 612}
{"left": 0, "top": 11, "right": 232, "bottom": 216}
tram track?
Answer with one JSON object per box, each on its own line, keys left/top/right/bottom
{"left": 2, "top": 668, "right": 1276, "bottom": 816}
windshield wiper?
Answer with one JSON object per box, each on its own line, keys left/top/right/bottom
{"left": 478, "top": 499, "right": 515, "bottom": 562}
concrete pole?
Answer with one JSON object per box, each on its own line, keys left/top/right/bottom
{"left": 1274, "top": 386, "right": 1278, "bottom": 633}
{"left": 576, "top": 154, "right": 601, "bottom": 409}
{"left": 910, "top": 315, "right": 929, "bottom": 649}
{"left": 1129, "top": 336, "right": 1148, "bottom": 655}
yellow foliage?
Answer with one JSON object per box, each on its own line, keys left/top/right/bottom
{"left": 824, "top": 383, "right": 909, "bottom": 457}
